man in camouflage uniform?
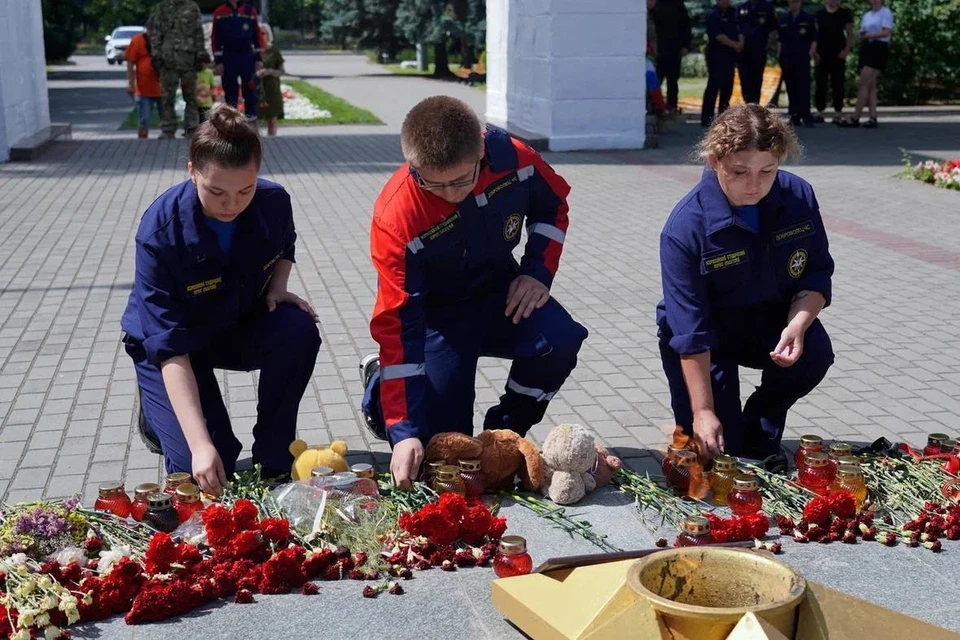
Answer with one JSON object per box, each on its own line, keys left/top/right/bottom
{"left": 152, "top": 0, "right": 209, "bottom": 139}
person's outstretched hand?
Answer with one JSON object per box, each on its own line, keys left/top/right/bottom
{"left": 390, "top": 437, "right": 424, "bottom": 491}
{"left": 505, "top": 275, "right": 549, "bottom": 324}
{"left": 192, "top": 442, "right": 227, "bottom": 497}
{"left": 770, "top": 322, "right": 805, "bottom": 368}
{"left": 693, "top": 409, "right": 725, "bottom": 459}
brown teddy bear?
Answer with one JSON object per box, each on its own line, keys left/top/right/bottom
{"left": 424, "top": 429, "right": 545, "bottom": 492}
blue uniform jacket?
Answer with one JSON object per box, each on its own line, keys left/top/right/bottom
{"left": 212, "top": 1, "right": 263, "bottom": 63}
{"left": 738, "top": 0, "right": 777, "bottom": 49}
{"left": 656, "top": 169, "right": 834, "bottom": 356}
{"left": 778, "top": 11, "right": 818, "bottom": 59}
{"left": 121, "top": 179, "right": 297, "bottom": 365}
{"left": 706, "top": 6, "right": 741, "bottom": 61}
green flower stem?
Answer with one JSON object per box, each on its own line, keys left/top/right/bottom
{"left": 502, "top": 490, "right": 621, "bottom": 553}
{"left": 612, "top": 469, "right": 711, "bottom": 533}
{"left": 736, "top": 461, "right": 818, "bottom": 521}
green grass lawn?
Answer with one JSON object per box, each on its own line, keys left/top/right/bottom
{"left": 678, "top": 79, "right": 708, "bottom": 100}
{"left": 120, "top": 79, "right": 381, "bottom": 129}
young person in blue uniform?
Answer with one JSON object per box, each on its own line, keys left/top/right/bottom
{"left": 702, "top": 0, "right": 744, "bottom": 127}
{"left": 737, "top": 0, "right": 778, "bottom": 105}
{"left": 778, "top": 0, "right": 818, "bottom": 127}
{"left": 656, "top": 104, "right": 835, "bottom": 471}
{"left": 121, "top": 104, "right": 320, "bottom": 496}
{"left": 358, "top": 96, "right": 588, "bottom": 489}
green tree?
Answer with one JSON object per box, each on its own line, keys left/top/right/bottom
{"left": 358, "top": 0, "right": 405, "bottom": 61}
{"left": 84, "top": 0, "right": 155, "bottom": 36}
{"left": 42, "top": 0, "right": 85, "bottom": 62}
{"left": 319, "top": 0, "right": 362, "bottom": 49}
{"left": 395, "top": 0, "right": 483, "bottom": 77}
{"left": 874, "top": 0, "right": 960, "bottom": 104}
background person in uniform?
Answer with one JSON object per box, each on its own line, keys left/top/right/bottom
{"left": 212, "top": 0, "right": 265, "bottom": 123}
{"left": 737, "top": 0, "right": 778, "bottom": 105}
{"left": 153, "top": 0, "right": 208, "bottom": 139}
{"left": 650, "top": 0, "right": 692, "bottom": 114}
{"left": 813, "top": 0, "right": 854, "bottom": 124}
{"left": 124, "top": 16, "right": 162, "bottom": 140}
{"left": 702, "top": 0, "right": 744, "bottom": 127}
{"left": 359, "top": 96, "right": 588, "bottom": 490}
{"left": 121, "top": 105, "right": 321, "bottom": 496}
{"left": 778, "top": 0, "right": 818, "bottom": 127}
{"left": 656, "top": 104, "right": 835, "bottom": 469}
{"left": 840, "top": 0, "right": 893, "bottom": 128}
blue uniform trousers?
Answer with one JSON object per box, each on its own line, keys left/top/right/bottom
{"left": 363, "top": 287, "right": 588, "bottom": 444}
{"left": 128, "top": 304, "right": 320, "bottom": 475}
{"left": 702, "top": 53, "right": 737, "bottom": 125}
{"left": 781, "top": 55, "right": 813, "bottom": 123}
{"left": 222, "top": 55, "right": 258, "bottom": 119}
{"left": 659, "top": 307, "right": 834, "bottom": 458}
{"left": 738, "top": 48, "right": 767, "bottom": 104}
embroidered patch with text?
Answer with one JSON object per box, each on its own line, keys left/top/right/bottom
{"left": 771, "top": 221, "right": 815, "bottom": 246}
{"left": 186, "top": 276, "right": 223, "bottom": 296}
{"left": 702, "top": 249, "right": 749, "bottom": 273}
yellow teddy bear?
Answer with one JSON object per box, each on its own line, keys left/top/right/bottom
{"left": 289, "top": 439, "right": 349, "bottom": 481}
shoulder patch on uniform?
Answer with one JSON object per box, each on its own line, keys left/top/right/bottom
{"left": 503, "top": 214, "right": 522, "bottom": 241}
{"left": 484, "top": 172, "right": 520, "bottom": 201}
{"left": 702, "top": 248, "right": 749, "bottom": 273}
{"left": 771, "top": 221, "right": 815, "bottom": 246}
{"left": 788, "top": 249, "right": 808, "bottom": 278}
{"left": 419, "top": 212, "right": 460, "bottom": 243}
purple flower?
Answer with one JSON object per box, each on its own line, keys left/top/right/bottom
{"left": 61, "top": 495, "right": 81, "bottom": 511}
{"left": 14, "top": 506, "right": 71, "bottom": 539}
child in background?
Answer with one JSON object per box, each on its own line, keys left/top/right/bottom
{"left": 257, "top": 24, "right": 285, "bottom": 136}
{"left": 125, "top": 17, "right": 162, "bottom": 139}
{"left": 196, "top": 63, "right": 215, "bottom": 123}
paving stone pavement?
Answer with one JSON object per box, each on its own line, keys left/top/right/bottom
{"left": 2, "top": 54, "right": 960, "bottom": 507}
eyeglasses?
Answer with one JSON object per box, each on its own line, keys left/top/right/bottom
{"left": 410, "top": 158, "right": 481, "bottom": 192}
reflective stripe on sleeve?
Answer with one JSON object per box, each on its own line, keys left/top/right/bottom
{"left": 382, "top": 363, "right": 426, "bottom": 380}
{"left": 527, "top": 222, "right": 566, "bottom": 244}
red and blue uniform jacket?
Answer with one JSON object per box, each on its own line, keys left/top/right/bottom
{"left": 212, "top": 1, "right": 264, "bottom": 64}
{"left": 369, "top": 128, "right": 571, "bottom": 444}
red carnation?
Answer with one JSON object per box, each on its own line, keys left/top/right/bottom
{"left": 743, "top": 513, "right": 770, "bottom": 539}
{"left": 61, "top": 561, "right": 83, "bottom": 585}
{"left": 145, "top": 533, "right": 178, "bottom": 575}
{"left": 362, "top": 585, "right": 377, "bottom": 598}
{"left": 438, "top": 493, "right": 468, "bottom": 521}
{"left": 803, "top": 497, "right": 832, "bottom": 527}
{"left": 259, "top": 518, "right": 291, "bottom": 545}
{"left": 301, "top": 582, "right": 319, "bottom": 595}
{"left": 84, "top": 536, "right": 103, "bottom": 553}
{"left": 202, "top": 504, "right": 236, "bottom": 548}
{"left": 454, "top": 549, "right": 478, "bottom": 567}
{"left": 488, "top": 516, "right": 507, "bottom": 541}
{"left": 232, "top": 499, "right": 260, "bottom": 532}
{"left": 303, "top": 550, "right": 335, "bottom": 578}
{"left": 353, "top": 552, "right": 369, "bottom": 567}
{"left": 828, "top": 491, "right": 857, "bottom": 519}
{"left": 389, "top": 582, "right": 404, "bottom": 595}
{"left": 235, "top": 589, "right": 254, "bottom": 604}
{"left": 460, "top": 505, "right": 494, "bottom": 545}
{"left": 233, "top": 530, "right": 263, "bottom": 558}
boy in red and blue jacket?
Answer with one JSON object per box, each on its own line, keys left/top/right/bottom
{"left": 360, "top": 96, "right": 588, "bottom": 489}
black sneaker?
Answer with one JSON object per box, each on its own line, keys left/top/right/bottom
{"left": 359, "top": 354, "right": 387, "bottom": 442}
{"left": 133, "top": 388, "right": 163, "bottom": 455}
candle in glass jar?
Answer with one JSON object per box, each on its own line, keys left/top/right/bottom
{"left": 798, "top": 451, "right": 835, "bottom": 495}
{"left": 458, "top": 459, "right": 486, "bottom": 498}
{"left": 350, "top": 463, "right": 380, "bottom": 496}
{"left": 924, "top": 433, "right": 950, "bottom": 457}
{"left": 493, "top": 536, "right": 533, "bottom": 578}
{"left": 144, "top": 493, "right": 180, "bottom": 533}
{"left": 94, "top": 482, "right": 132, "bottom": 518}
{"left": 676, "top": 516, "right": 715, "bottom": 547}
{"left": 174, "top": 483, "right": 205, "bottom": 523}
{"left": 728, "top": 475, "right": 763, "bottom": 516}
{"left": 829, "top": 465, "right": 868, "bottom": 511}
{"left": 131, "top": 483, "right": 160, "bottom": 522}
{"left": 432, "top": 465, "right": 467, "bottom": 497}
{"left": 164, "top": 472, "right": 192, "bottom": 496}
{"left": 667, "top": 450, "right": 697, "bottom": 494}
{"left": 661, "top": 444, "right": 689, "bottom": 477}
{"left": 794, "top": 435, "right": 824, "bottom": 470}
{"left": 709, "top": 455, "right": 738, "bottom": 506}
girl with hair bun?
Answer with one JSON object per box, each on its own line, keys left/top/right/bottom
{"left": 655, "top": 104, "right": 836, "bottom": 473}
{"left": 121, "top": 103, "right": 321, "bottom": 496}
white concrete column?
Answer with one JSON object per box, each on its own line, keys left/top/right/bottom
{"left": 486, "top": 0, "right": 647, "bottom": 152}
{"left": 0, "top": 0, "right": 51, "bottom": 162}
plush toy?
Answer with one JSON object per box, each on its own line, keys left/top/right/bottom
{"left": 424, "top": 429, "right": 544, "bottom": 492}
{"left": 540, "top": 424, "right": 623, "bottom": 505}
{"left": 289, "top": 439, "right": 349, "bottom": 481}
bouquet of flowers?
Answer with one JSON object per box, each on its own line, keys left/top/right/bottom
{"left": 0, "top": 498, "right": 88, "bottom": 560}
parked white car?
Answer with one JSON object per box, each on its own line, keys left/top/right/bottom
{"left": 105, "top": 26, "right": 145, "bottom": 65}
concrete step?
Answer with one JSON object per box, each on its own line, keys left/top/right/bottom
{"left": 9, "top": 123, "right": 73, "bottom": 161}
